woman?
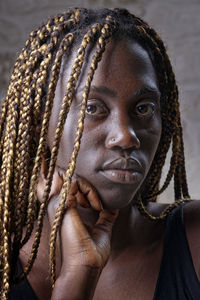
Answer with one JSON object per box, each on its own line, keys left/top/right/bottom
{"left": 0, "top": 7, "right": 200, "bottom": 300}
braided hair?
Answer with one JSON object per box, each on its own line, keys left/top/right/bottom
{"left": 0, "top": 7, "right": 191, "bottom": 298}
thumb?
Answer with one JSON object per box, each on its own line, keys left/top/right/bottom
{"left": 93, "top": 209, "right": 119, "bottom": 248}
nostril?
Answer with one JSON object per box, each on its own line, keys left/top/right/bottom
{"left": 135, "top": 136, "right": 140, "bottom": 149}
{"left": 106, "top": 130, "right": 140, "bottom": 150}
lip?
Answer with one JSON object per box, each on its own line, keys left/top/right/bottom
{"left": 100, "top": 169, "right": 142, "bottom": 184}
{"left": 100, "top": 157, "right": 143, "bottom": 184}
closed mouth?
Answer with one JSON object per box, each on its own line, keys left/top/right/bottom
{"left": 100, "top": 157, "right": 143, "bottom": 184}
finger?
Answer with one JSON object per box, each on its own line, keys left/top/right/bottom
{"left": 37, "top": 157, "right": 48, "bottom": 202}
{"left": 41, "top": 155, "right": 48, "bottom": 179}
{"left": 49, "top": 170, "right": 64, "bottom": 198}
{"left": 61, "top": 207, "right": 91, "bottom": 250}
{"left": 94, "top": 209, "right": 119, "bottom": 240}
{"left": 37, "top": 178, "right": 45, "bottom": 202}
{"left": 64, "top": 180, "right": 78, "bottom": 209}
{"left": 66, "top": 195, "right": 77, "bottom": 209}
{"left": 68, "top": 179, "right": 79, "bottom": 196}
{"left": 48, "top": 177, "right": 76, "bottom": 222}
{"left": 76, "top": 176, "right": 102, "bottom": 211}
{"left": 68, "top": 179, "right": 89, "bottom": 208}
{"left": 64, "top": 180, "right": 89, "bottom": 210}
{"left": 76, "top": 190, "right": 90, "bottom": 208}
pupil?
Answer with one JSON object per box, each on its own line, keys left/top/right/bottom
{"left": 87, "top": 105, "right": 96, "bottom": 113}
{"left": 138, "top": 105, "right": 148, "bottom": 114}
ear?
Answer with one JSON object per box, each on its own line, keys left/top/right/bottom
{"left": 37, "top": 156, "right": 64, "bottom": 203}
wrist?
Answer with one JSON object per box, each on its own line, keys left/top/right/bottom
{"left": 51, "top": 266, "right": 102, "bottom": 300}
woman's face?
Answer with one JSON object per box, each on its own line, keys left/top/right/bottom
{"left": 48, "top": 38, "right": 162, "bottom": 209}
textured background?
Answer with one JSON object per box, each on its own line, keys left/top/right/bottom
{"left": 0, "top": 0, "right": 200, "bottom": 202}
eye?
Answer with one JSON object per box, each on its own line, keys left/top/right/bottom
{"left": 85, "top": 101, "right": 108, "bottom": 118}
{"left": 86, "top": 104, "right": 98, "bottom": 115}
{"left": 135, "top": 102, "right": 155, "bottom": 117}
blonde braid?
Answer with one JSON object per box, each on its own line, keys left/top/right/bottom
{"left": 20, "top": 33, "right": 75, "bottom": 275}
{"left": 11, "top": 43, "right": 57, "bottom": 268}
{"left": 22, "top": 22, "right": 102, "bottom": 278}
{"left": 22, "top": 12, "right": 81, "bottom": 247}
{"left": 10, "top": 23, "right": 55, "bottom": 232}
{"left": 49, "top": 19, "right": 116, "bottom": 286}
{"left": 0, "top": 9, "right": 82, "bottom": 295}
{"left": 139, "top": 26, "right": 187, "bottom": 201}
{"left": 12, "top": 48, "right": 48, "bottom": 240}
{"left": 0, "top": 82, "right": 20, "bottom": 299}
{"left": 133, "top": 24, "right": 191, "bottom": 219}
{"left": 135, "top": 25, "right": 174, "bottom": 196}
{"left": 136, "top": 194, "right": 192, "bottom": 222}
{"left": 0, "top": 98, "right": 9, "bottom": 157}
{"left": 146, "top": 132, "right": 181, "bottom": 201}
{"left": 1, "top": 11, "right": 78, "bottom": 272}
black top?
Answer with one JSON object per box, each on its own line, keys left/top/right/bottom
{"left": 153, "top": 202, "right": 200, "bottom": 299}
{"left": 9, "top": 203, "right": 200, "bottom": 299}
{"left": 8, "top": 259, "right": 37, "bottom": 300}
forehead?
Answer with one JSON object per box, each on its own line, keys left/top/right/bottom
{"left": 95, "top": 39, "right": 154, "bottom": 75}
{"left": 58, "top": 38, "right": 159, "bottom": 99}
{"left": 91, "top": 39, "right": 158, "bottom": 90}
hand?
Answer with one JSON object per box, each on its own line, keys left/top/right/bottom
{"left": 47, "top": 170, "right": 119, "bottom": 273}
{"left": 38, "top": 161, "right": 119, "bottom": 299}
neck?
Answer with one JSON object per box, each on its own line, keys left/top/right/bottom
{"left": 111, "top": 204, "right": 140, "bottom": 249}
{"left": 77, "top": 202, "right": 143, "bottom": 251}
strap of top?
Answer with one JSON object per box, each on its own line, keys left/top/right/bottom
{"left": 153, "top": 202, "right": 200, "bottom": 300}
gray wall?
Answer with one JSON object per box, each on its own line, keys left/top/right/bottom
{"left": 0, "top": 0, "right": 200, "bottom": 202}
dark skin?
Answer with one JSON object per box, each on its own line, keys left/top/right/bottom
{"left": 48, "top": 39, "right": 161, "bottom": 210}
{"left": 20, "top": 39, "right": 200, "bottom": 299}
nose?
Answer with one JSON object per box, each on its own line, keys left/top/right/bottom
{"left": 105, "top": 121, "right": 140, "bottom": 150}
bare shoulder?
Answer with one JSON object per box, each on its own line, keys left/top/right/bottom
{"left": 184, "top": 199, "right": 200, "bottom": 227}
{"left": 184, "top": 200, "right": 200, "bottom": 239}
{"left": 147, "top": 200, "right": 200, "bottom": 224}
{"left": 183, "top": 200, "right": 200, "bottom": 279}
{"left": 146, "top": 201, "right": 169, "bottom": 217}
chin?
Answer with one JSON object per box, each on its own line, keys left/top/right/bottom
{"left": 97, "top": 188, "right": 136, "bottom": 210}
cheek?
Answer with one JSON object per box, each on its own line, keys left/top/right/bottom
{"left": 140, "top": 119, "right": 162, "bottom": 165}
{"left": 72, "top": 123, "right": 107, "bottom": 177}
{"left": 56, "top": 114, "right": 104, "bottom": 170}
{"left": 76, "top": 125, "right": 103, "bottom": 159}
{"left": 56, "top": 111, "right": 79, "bottom": 169}
{"left": 82, "top": 123, "right": 104, "bottom": 146}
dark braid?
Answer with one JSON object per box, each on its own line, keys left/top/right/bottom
{"left": 0, "top": 8, "right": 191, "bottom": 298}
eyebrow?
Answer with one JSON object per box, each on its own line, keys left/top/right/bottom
{"left": 77, "top": 85, "right": 116, "bottom": 97}
{"left": 77, "top": 85, "right": 160, "bottom": 99}
{"left": 133, "top": 86, "right": 161, "bottom": 98}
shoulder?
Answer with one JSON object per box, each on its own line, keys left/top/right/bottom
{"left": 184, "top": 199, "right": 200, "bottom": 226}
{"left": 147, "top": 200, "right": 200, "bottom": 225}
{"left": 183, "top": 200, "right": 200, "bottom": 279}
{"left": 147, "top": 200, "right": 200, "bottom": 279}
{"left": 184, "top": 200, "right": 200, "bottom": 241}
